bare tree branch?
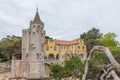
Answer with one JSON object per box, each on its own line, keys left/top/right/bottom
{"left": 82, "top": 46, "right": 120, "bottom": 80}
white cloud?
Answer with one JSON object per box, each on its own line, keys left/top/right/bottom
{"left": 0, "top": 0, "right": 120, "bottom": 41}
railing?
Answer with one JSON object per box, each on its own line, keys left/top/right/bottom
{"left": 45, "top": 59, "right": 60, "bottom": 65}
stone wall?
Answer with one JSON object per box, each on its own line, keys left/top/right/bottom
{"left": 11, "top": 59, "right": 49, "bottom": 79}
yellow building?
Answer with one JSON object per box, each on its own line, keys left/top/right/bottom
{"left": 44, "top": 38, "right": 87, "bottom": 65}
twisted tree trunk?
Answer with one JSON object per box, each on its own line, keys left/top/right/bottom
{"left": 106, "top": 70, "right": 120, "bottom": 80}
{"left": 82, "top": 46, "right": 120, "bottom": 80}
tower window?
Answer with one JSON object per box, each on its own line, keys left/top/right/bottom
{"left": 29, "top": 32, "right": 31, "bottom": 35}
{"left": 37, "top": 53, "right": 40, "bottom": 59}
{"left": 41, "top": 33, "right": 44, "bottom": 36}
{"left": 33, "top": 32, "right": 35, "bottom": 35}
{"left": 37, "top": 30, "right": 39, "bottom": 32}
{"left": 41, "top": 27, "right": 43, "bottom": 30}
{"left": 38, "top": 25, "right": 40, "bottom": 28}
{"left": 33, "top": 25, "right": 35, "bottom": 28}
{"left": 26, "top": 54, "right": 29, "bottom": 58}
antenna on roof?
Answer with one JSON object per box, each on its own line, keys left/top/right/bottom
{"left": 36, "top": 5, "right": 38, "bottom": 12}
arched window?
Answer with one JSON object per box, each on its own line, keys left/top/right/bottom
{"left": 56, "top": 54, "right": 59, "bottom": 60}
{"left": 48, "top": 54, "right": 54, "bottom": 60}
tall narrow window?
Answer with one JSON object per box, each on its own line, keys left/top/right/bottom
{"left": 29, "top": 32, "right": 31, "bottom": 35}
{"left": 37, "top": 53, "right": 40, "bottom": 59}
{"left": 64, "top": 46, "right": 66, "bottom": 49}
{"left": 78, "top": 46, "right": 80, "bottom": 49}
{"left": 46, "top": 46, "right": 49, "bottom": 50}
{"left": 54, "top": 46, "right": 57, "bottom": 50}
{"left": 61, "top": 45, "right": 63, "bottom": 49}
{"left": 26, "top": 54, "right": 28, "bottom": 58}
{"left": 82, "top": 46, "right": 84, "bottom": 50}
{"left": 41, "top": 33, "right": 44, "bottom": 36}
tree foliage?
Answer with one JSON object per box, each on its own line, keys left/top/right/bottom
{"left": 110, "top": 47, "right": 120, "bottom": 63}
{"left": 65, "top": 56, "right": 85, "bottom": 77}
{"left": 50, "top": 55, "right": 85, "bottom": 79}
{"left": 86, "top": 47, "right": 120, "bottom": 80}
{"left": 45, "top": 36, "right": 53, "bottom": 39}
{"left": 100, "top": 32, "right": 120, "bottom": 48}
{"left": 0, "top": 35, "right": 21, "bottom": 62}
{"left": 80, "top": 28, "right": 120, "bottom": 80}
{"left": 50, "top": 64, "right": 64, "bottom": 79}
{"left": 80, "top": 27, "right": 103, "bottom": 54}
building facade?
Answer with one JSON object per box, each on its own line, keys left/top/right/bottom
{"left": 11, "top": 10, "right": 86, "bottom": 79}
{"left": 44, "top": 38, "right": 86, "bottom": 65}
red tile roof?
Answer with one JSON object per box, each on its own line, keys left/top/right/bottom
{"left": 44, "top": 38, "right": 81, "bottom": 45}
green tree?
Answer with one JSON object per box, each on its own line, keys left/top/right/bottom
{"left": 50, "top": 64, "right": 64, "bottom": 79}
{"left": 87, "top": 51, "right": 110, "bottom": 80}
{"left": 45, "top": 36, "right": 53, "bottom": 39}
{"left": 50, "top": 55, "right": 85, "bottom": 79}
{"left": 65, "top": 55, "right": 85, "bottom": 78}
{"left": 80, "top": 27, "right": 103, "bottom": 55}
{"left": 100, "top": 32, "right": 120, "bottom": 48}
{"left": 0, "top": 35, "right": 21, "bottom": 62}
{"left": 110, "top": 48, "right": 120, "bottom": 63}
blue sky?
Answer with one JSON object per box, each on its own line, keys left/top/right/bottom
{"left": 0, "top": 0, "right": 120, "bottom": 41}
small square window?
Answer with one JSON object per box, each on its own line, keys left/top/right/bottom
{"left": 82, "top": 46, "right": 84, "bottom": 49}
{"left": 33, "top": 25, "right": 35, "bottom": 28}
{"left": 38, "top": 25, "right": 40, "bottom": 28}
{"left": 78, "top": 46, "right": 80, "bottom": 49}
{"left": 33, "top": 32, "right": 35, "bottom": 35}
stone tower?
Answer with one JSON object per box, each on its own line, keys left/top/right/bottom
{"left": 21, "top": 9, "right": 47, "bottom": 79}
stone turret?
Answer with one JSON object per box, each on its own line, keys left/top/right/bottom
{"left": 22, "top": 9, "right": 45, "bottom": 60}
{"left": 21, "top": 9, "right": 48, "bottom": 79}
